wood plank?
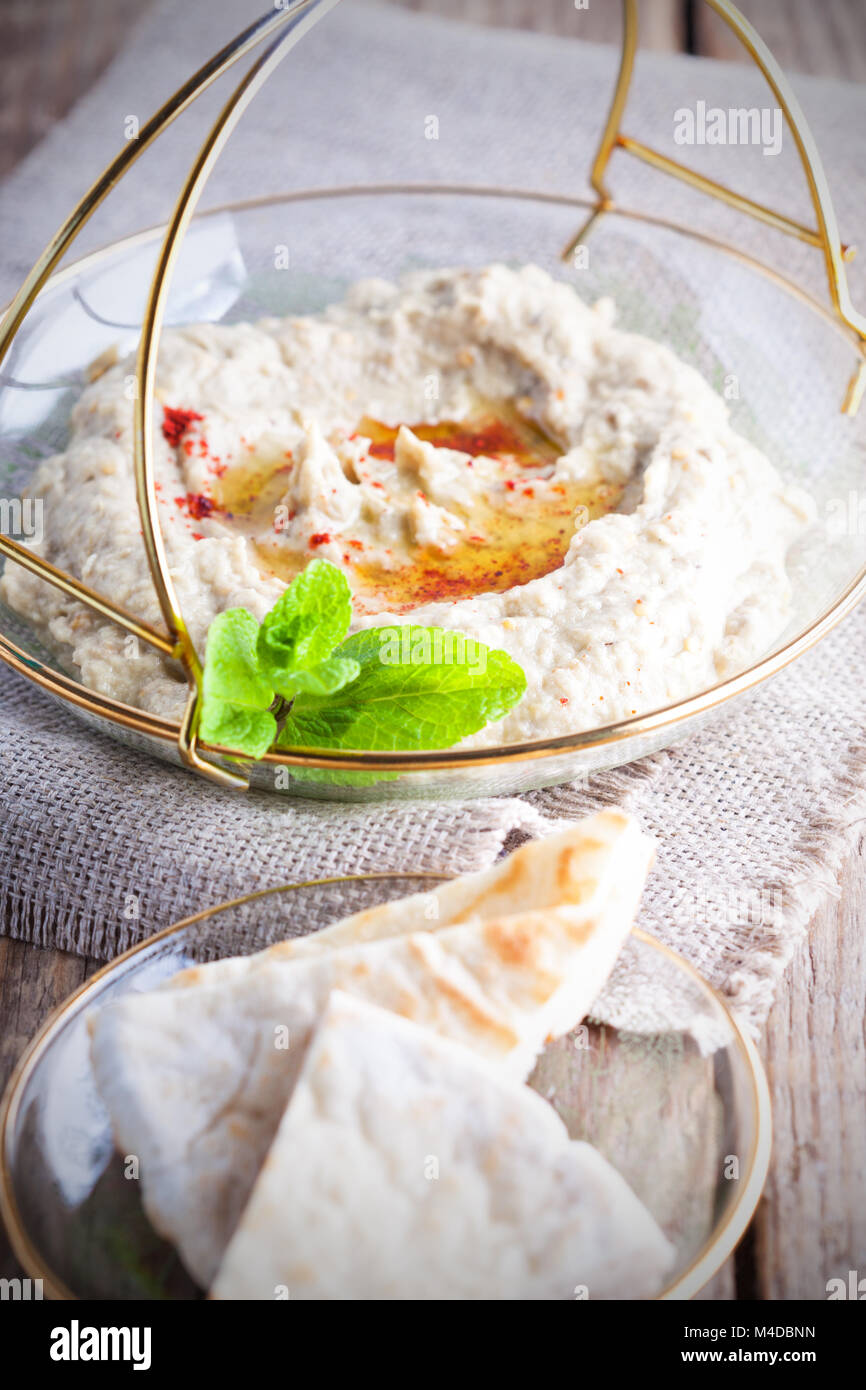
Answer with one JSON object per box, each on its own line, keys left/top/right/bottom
{"left": 0, "top": 0, "right": 148, "bottom": 178}
{"left": 0, "top": 939, "right": 87, "bottom": 1095}
{"left": 390, "top": 0, "right": 685, "bottom": 49}
{"left": 694, "top": 0, "right": 866, "bottom": 81}
{"left": 0, "top": 938, "right": 91, "bottom": 1281}
{"left": 752, "top": 833, "right": 866, "bottom": 1299}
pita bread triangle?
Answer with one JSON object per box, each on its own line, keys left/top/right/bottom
{"left": 90, "top": 811, "right": 653, "bottom": 1288}
{"left": 162, "top": 809, "right": 648, "bottom": 985}
{"left": 211, "top": 991, "right": 673, "bottom": 1300}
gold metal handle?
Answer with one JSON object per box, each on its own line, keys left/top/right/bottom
{"left": 563, "top": 0, "right": 866, "bottom": 416}
{"left": 132, "top": 0, "right": 342, "bottom": 785}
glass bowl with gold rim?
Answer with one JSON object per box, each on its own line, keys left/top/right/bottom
{"left": 0, "top": 188, "right": 863, "bottom": 801}
{"left": 0, "top": 872, "right": 771, "bottom": 1301}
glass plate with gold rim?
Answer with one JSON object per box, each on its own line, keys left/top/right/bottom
{"left": 1, "top": 186, "right": 862, "bottom": 801}
{"left": 0, "top": 872, "right": 771, "bottom": 1301}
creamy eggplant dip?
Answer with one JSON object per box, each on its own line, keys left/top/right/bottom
{"left": 0, "top": 264, "right": 814, "bottom": 747}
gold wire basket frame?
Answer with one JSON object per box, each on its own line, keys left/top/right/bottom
{"left": 0, "top": 0, "right": 864, "bottom": 790}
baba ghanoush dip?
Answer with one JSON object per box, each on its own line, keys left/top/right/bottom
{"left": 0, "top": 264, "right": 815, "bottom": 748}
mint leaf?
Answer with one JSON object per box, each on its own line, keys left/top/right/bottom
{"left": 277, "top": 625, "right": 526, "bottom": 753}
{"left": 201, "top": 705, "right": 277, "bottom": 759}
{"left": 199, "top": 608, "right": 276, "bottom": 759}
{"left": 257, "top": 559, "right": 352, "bottom": 697}
{"left": 281, "top": 655, "right": 360, "bottom": 697}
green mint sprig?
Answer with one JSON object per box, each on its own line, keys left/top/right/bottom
{"left": 198, "top": 558, "right": 526, "bottom": 762}
{"left": 278, "top": 628, "right": 525, "bottom": 753}
{"left": 256, "top": 559, "right": 359, "bottom": 698}
{"left": 198, "top": 609, "right": 277, "bottom": 760}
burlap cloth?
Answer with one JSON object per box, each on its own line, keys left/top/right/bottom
{"left": 1, "top": 0, "right": 865, "bottom": 1038}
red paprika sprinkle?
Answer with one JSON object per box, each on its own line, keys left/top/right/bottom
{"left": 309, "top": 532, "right": 331, "bottom": 547}
{"left": 186, "top": 493, "right": 215, "bottom": 520}
{"left": 162, "top": 406, "right": 203, "bottom": 446}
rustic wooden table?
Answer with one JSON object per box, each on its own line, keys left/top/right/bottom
{"left": 1, "top": 0, "right": 865, "bottom": 1302}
